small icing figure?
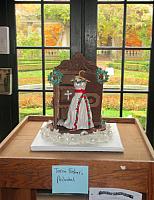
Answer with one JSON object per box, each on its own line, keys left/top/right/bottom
{"left": 63, "top": 71, "right": 94, "bottom": 130}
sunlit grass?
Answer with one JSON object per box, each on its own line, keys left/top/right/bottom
{"left": 19, "top": 107, "right": 146, "bottom": 129}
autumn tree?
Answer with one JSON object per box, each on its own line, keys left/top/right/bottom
{"left": 126, "top": 5, "right": 152, "bottom": 47}
{"left": 98, "top": 4, "right": 152, "bottom": 47}
{"left": 98, "top": 4, "right": 123, "bottom": 47}
{"left": 44, "top": 4, "right": 70, "bottom": 46}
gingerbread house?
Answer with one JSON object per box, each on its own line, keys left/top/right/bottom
{"left": 49, "top": 53, "right": 108, "bottom": 128}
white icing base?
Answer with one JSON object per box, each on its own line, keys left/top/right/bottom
{"left": 31, "top": 122, "right": 124, "bottom": 152}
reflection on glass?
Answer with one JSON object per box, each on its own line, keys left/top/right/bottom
{"left": 124, "top": 50, "right": 150, "bottom": 91}
{"left": 17, "top": 49, "right": 42, "bottom": 90}
{"left": 44, "top": 4, "right": 70, "bottom": 47}
{"left": 19, "top": 92, "right": 43, "bottom": 121}
{"left": 45, "top": 49, "right": 70, "bottom": 90}
{"left": 15, "top": 4, "right": 41, "bottom": 46}
{"left": 97, "top": 50, "right": 122, "bottom": 90}
{"left": 123, "top": 94, "right": 147, "bottom": 129}
{"left": 126, "top": 4, "right": 152, "bottom": 48}
{"left": 97, "top": 4, "right": 123, "bottom": 47}
{"left": 46, "top": 92, "right": 54, "bottom": 116}
{"left": 102, "top": 93, "right": 120, "bottom": 117}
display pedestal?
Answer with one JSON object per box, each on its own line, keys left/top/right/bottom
{"left": 0, "top": 116, "right": 154, "bottom": 200}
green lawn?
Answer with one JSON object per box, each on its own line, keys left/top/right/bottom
{"left": 19, "top": 107, "right": 146, "bottom": 129}
{"left": 18, "top": 59, "right": 148, "bottom": 129}
{"left": 18, "top": 68, "right": 148, "bottom": 87}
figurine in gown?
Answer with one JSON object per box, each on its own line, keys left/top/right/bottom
{"left": 63, "top": 75, "right": 94, "bottom": 130}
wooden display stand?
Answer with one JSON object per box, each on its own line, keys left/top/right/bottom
{"left": 0, "top": 116, "right": 154, "bottom": 200}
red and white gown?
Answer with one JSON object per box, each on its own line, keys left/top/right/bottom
{"left": 63, "top": 80, "right": 94, "bottom": 130}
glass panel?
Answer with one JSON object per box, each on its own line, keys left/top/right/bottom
{"left": 97, "top": 4, "right": 123, "bottom": 47}
{"left": 126, "top": 4, "right": 153, "bottom": 48}
{"left": 124, "top": 50, "right": 150, "bottom": 91}
{"left": 45, "top": 49, "right": 70, "bottom": 90}
{"left": 15, "top": 4, "right": 41, "bottom": 46}
{"left": 46, "top": 92, "right": 54, "bottom": 116}
{"left": 19, "top": 92, "right": 43, "bottom": 121}
{"left": 44, "top": 4, "right": 70, "bottom": 47}
{"left": 97, "top": 50, "right": 122, "bottom": 90}
{"left": 17, "top": 49, "right": 42, "bottom": 90}
{"left": 123, "top": 94, "right": 147, "bottom": 129}
{"left": 102, "top": 93, "right": 120, "bottom": 117}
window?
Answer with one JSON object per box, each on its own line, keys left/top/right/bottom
{"left": 97, "top": 0, "right": 153, "bottom": 129}
{"left": 14, "top": 0, "right": 70, "bottom": 120}
{"left": 14, "top": 0, "right": 154, "bottom": 140}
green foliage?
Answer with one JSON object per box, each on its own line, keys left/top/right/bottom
{"left": 96, "top": 68, "right": 109, "bottom": 84}
{"left": 48, "top": 69, "right": 63, "bottom": 85}
{"left": 138, "top": 25, "right": 151, "bottom": 47}
{"left": 98, "top": 4, "right": 152, "bottom": 47}
{"left": 127, "top": 5, "right": 152, "bottom": 47}
{"left": 18, "top": 60, "right": 59, "bottom": 72}
{"left": 17, "top": 32, "right": 42, "bottom": 61}
{"left": 108, "top": 61, "right": 149, "bottom": 72}
{"left": 17, "top": 32, "right": 41, "bottom": 47}
{"left": 98, "top": 4, "right": 123, "bottom": 46}
{"left": 44, "top": 4, "right": 70, "bottom": 26}
{"left": 58, "top": 50, "right": 70, "bottom": 60}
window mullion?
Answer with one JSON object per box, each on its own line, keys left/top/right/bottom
{"left": 41, "top": 2, "right": 46, "bottom": 115}
{"left": 146, "top": 4, "right": 154, "bottom": 146}
{"left": 70, "top": 0, "right": 82, "bottom": 57}
{"left": 120, "top": 2, "right": 127, "bottom": 117}
{"left": 85, "top": 0, "right": 97, "bottom": 62}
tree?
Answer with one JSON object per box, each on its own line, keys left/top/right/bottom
{"left": 16, "top": 4, "right": 70, "bottom": 60}
{"left": 98, "top": 4, "right": 152, "bottom": 47}
{"left": 98, "top": 4, "right": 123, "bottom": 47}
{"left": 126, "top": 5, "right": 152, "bottom": 47}
{"left": 44, "top": 23, "right": 63, "bottom": 46}
{"left": 44, "top": 4, "right": 70, "bottom": 26}
{"left": 44, "top": 4, "right": 70, "bottom": 46}
{"left": 16, "top": 4, "right": 41, "bottom": 47}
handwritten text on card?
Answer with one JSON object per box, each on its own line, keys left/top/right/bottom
{"left": 52, "top": 165, "right": 88, "bottom": 194}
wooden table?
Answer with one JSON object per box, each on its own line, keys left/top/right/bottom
{"left": 0, "top": 116, "right": 154, "bottom": 200}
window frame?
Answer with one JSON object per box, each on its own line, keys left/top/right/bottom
{"left": 14, "top": 0, "right": 71, "bottom": 117}
{"left": 12, "top": 0, "right": 154, "bottom": 146}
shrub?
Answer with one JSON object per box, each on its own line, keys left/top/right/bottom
{"left": 108, "top": 61, "right": 149, "bottom": 72}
